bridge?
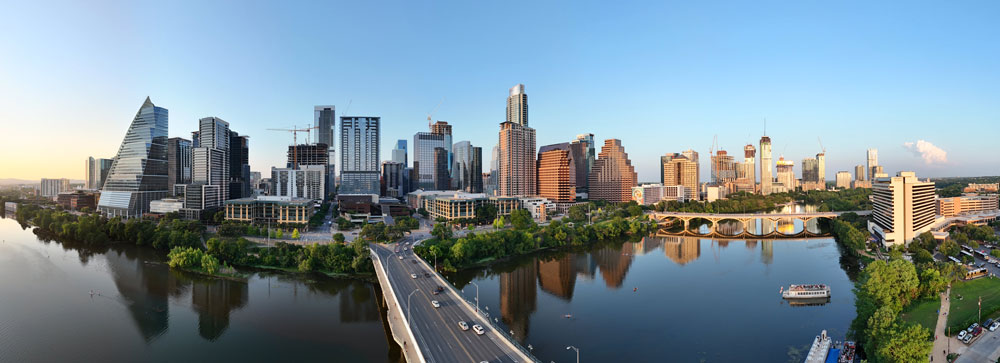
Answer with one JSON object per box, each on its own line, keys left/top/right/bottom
{"left": 648, "top": 210, "right": 871, "bottom": 239}
{"left": 370, "top": 241, "right": 538, "bottom": 363}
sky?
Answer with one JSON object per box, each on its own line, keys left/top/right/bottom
{"left": 1, "top": 0, "right": 998, "bottom": 182}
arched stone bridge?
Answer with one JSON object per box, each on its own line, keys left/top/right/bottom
{"left": 648, "top": 210, "right": 871, "bottom": 239}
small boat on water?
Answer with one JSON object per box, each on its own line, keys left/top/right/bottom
{"left": 781, "top": 284, "right": 831, "bottom": 299}
{"left": 804, "top": 330, "right": 832, "bottom": 363}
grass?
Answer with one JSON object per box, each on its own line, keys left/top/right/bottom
{"left": 900, "top": 297, "right": 942, "bottom": 332}
{"left": 947, "top": 277, "right": 1000, "bottom": 334}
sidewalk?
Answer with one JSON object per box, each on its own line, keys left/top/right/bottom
{"left": 932, "top": 287, "right": 955, "bottom": 362}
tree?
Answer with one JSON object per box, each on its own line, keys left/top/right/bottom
{"left": 510, "top": 209, "right": 534, "bottom": 230}
{"left": 333, "top": 233, "right": 345, "bottom": 243}
{"left": 918, "top": 268, "right": 947, "bottom": 298}
{"left": 276, "top": 229, "right": 284, "bottom": 239}
{"left": 213, "top": 210, "right": 226, "bottom": 225}
{"left": 432, "top": 223, "right": 452, "bottom": 241}
{"left": 940, "top": 240, "right": 960, "bottom": 257}
{"left": 292, "top": 228, "right": 300, "bottom": 239}
{"left": 200, "top": 254, "right": 220, "bottom": 274}
{"left": 475, "top": 204, "right": 498, "bottom": 225}
{"left": 493, "top": 216, "right": 505, "bottom": 230}
{"left": 874, "top": 323, "right": 932, "bottom": 362}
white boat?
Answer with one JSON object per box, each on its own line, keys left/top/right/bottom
{"left": 782, "top": 284, "right": 831, "bottom": 299}
{"left": 804, "top": 330, "right": 832, "bottom": 363}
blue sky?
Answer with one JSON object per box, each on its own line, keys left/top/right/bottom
{"left": 1, "top": 0, "right": 998, "bottom": 181}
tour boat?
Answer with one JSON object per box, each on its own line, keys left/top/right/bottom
{"left": 804, "top": 330, "right": 832, "bottom": 363}
{"left": 781, "top": 284, "right": 831, "bottom": 299}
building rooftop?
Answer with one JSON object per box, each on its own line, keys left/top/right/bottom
{"left": 224, "top": 196, "right": 313, "bottom": 206}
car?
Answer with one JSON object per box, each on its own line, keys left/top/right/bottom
{"left": 472, "top": 324, "right": 485, "bottom": 335}
{"left": 432, "top": 289, "right": 440, "bottom": 295}
{"left": 424, "top": 272, "right": 430, "bottom": 277}
{"left": 990, "top": 321, "right": 1000, "bottom": 332}
{"left": 410, "top": 273, "right": 417, "bottom": 279}
{"left": 458, "top": 321, "right": 469, "bottom": 331}
{"left": 986, "top": 318, "right": 994, "bottom": 328}
{"left": 958, "top": 330, "right": 968, "bottom": 340}
{"left": 398, "top": 255, "right": 403, "bottom": 260}
{"left": 431, "top": 300, "right": 440, "bottom": 308}
{"left": 435, "top": 286, "right": 444, "bottom": 293}
{"left": 963, "top": 334, "right": 972, "bottom": 344}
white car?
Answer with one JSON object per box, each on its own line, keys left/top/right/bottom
{"left": 410, "top": 273, "right": 417, "bottom": 279}
{"left": 958, "top": 330, "right": 968, "bottom": 340}
{"left": 431, "top": 300, "right": 440, "bottom": 308}
{"left": 458, "top": 321, "right": 469, "bottom": 331}
{"left": 398, "top": 255, "right": 403, "bottom": 260}
{"left": 991, "top": 321, "right": 1000, "bottom": 332}
{"left": 472, "top": 324, "right": 485, "bottom": 335}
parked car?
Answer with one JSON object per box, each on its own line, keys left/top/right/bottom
{"left": 410, "top": 273, "right": 417, "bottom": 279}
{"left": 985, "top": 318, "right": 994, "bottom": 328}
{"left": 990, "top": 321, "right": 1000, "bottom": 332}
{"left": 458, "top": 321, "right": 469, "bottom": 331}
{"left": 963, "top": 334, "right": 972, "bottom": 344}
{"left": 958, "top": 330, "right": 968, "bottom": 340}
{"left": 424, "top": 272, "right": 430, "bottom": 277}
{"left": 431, "top": 300, "right": 440, "bottom": 308}
{"left": 473, "top": 324, "right": 485, "bottom": 335}
{"left": 974, "top": 326, "right": 984, "bottom": 336}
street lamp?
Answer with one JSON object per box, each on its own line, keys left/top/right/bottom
{"left": 469, "top": 281, "right": 480, "bottom": 314}
{"left": 407, "top": 289, "right": 420, "bottom": 327}
{"left": 566, "top": 346, "right": 579, "bottom": 363}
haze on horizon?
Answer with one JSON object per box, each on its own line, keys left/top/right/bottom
{"left": 1, "top": 1, "right": 997, "bottom": 182}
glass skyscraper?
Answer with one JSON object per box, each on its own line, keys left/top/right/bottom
{"left": 339, "top": 116, "right": 380, "bottom": 195}
{"left": 98, "top": 97, "right": 169, "bottom": 218}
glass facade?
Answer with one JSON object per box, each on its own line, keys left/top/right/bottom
{"left": 98, "top": 97, "right": 169, "bottom": 218}
{"left": 339, "top": 116, "right": 380, "bottom": 195}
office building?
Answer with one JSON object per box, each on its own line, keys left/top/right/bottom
{"left": 867, "top": 148, "right": 879, "bottom": 181}
{"left": 433, "top": 147, "right": 450, "bottom": 190}
{"left": 149, "top": 198, "right": 184, "bottom": 214}
{"left": 836, "top": 171, "right": 852, "bottom": 189}
{"left": 498, "top": 121, "right": 537, "bottom": 197}
{"left": 775, "top": 157, "right": 795, "bottom": 191}
{"left": 632, "top": 184, "right": 686, "bottom": 205}
{"left": 588, "top": 139, "right": 636, "bottom": 203}
{"left": 98, "top": 97, "right": 169, "bottom": 218}
{"left": 816, "top": 152, "right": 826, "bottom": 186}
{"left": 166, "top": 138, "right": 191, "bottom": 195}
{"left": 85, "top": 157, "right": 114, "bottom": 190}
{"left": 41, "top": 178, "right": 70, "bottom": 197}
{"left": 406, "top": 190, "right": 520, "bottom": 221}
{"left": 662, "top": 153, "right": 699, "bottom": 201}
{"left": 506, "top": 84, "right": 528, "bottom": 126}
{"left": 537, "top": 143, "right": 576, "bottom": 203}
{"left": 572, "top": 133, "right": 595, "bottom": 192}
{"left": 340, "top": 116, "right": 380, "bottom": 195}
{"left": 413, "top": 122, "right": 452, "bottom": 190}
{"left": 229, "top": 131, "right": 251, "bottom": 199}
{"left": 271, "top": 165, "right": 326, "bottom": 201}
{"left": 85, "top": 157, "right": 97, "bottom": 190}
{"left": 855, "top": 164, "right": 865, "bottom": 181}
{"left": 936, "top": 195, "right": 999, "bottom": 217}
{"left": 57, "top": 191, "right": 98, "bottom": 211}
{"left": 224, "top": 196, "right": 316, "bottom": 226}
{"left": 452, "top": 142, "right": 483, "bottom": 193}
{"left": 711, "top": 150, "right": 736, "bottom": 186}
{"left": 801, "top": 157, "right": 822, "bottom": 191}
{"left": 189, "top": 116, "right": 231, "bottom": 211}
{"left": 381, "top": 161, "right": 404, "bottom": 198}
{"left": 391, "top": 139, "right": 407, "bottom": 166}
{"left": 759, "top": 136, "right": 773, "bottom": 195}
{"left": 872, "top": 165, "right": 885, "bottom": 179}
{"left": 315, "top": 106, "right": 336, "bottom": 192}
{"left": 287, "top": 143, "right": 331, "bottom": 196}
{"left": 743, "top": 144, "right": 757, "bottom": 185}
{"left": 965, "top": 183, "right": 1000, "bottom": 193}
{"left": 485, "top": 146, "right": 500, "bottom": 196}
{"left": 868, "top": 171, "right": 935, "bottom": 246}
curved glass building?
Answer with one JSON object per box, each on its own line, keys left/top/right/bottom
{"left": 98, "top": 97, "right": 169, "bottom": 218}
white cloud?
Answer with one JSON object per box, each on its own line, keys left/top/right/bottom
{"left": 902, "top": 140, "right": 948, "bottom": 165}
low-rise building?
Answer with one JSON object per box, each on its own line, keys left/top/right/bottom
{"left": 149, "top": 198, "right": 184, "bottom": 214}
{"left": 936, "top": 195, "right": 999, "bottom": 217}
{"left": 520, "top": 197, "right": 554, "bottom": 220}
{"left": 965, "top": 183, "right": 1000, "bottom": 194}
{"left": 407, "top": 190, "right": 520, "bottom": 221}
{"left": 56, "top": 191, "right": 98, "bottom": 211}
{"left": 631, "top": 184, "right": 686, "bottom": 205}
{"left": 224, "top": 196, "right": 315, "bottom": 226}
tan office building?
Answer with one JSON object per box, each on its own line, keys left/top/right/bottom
{"left": 662, "top": 153, "right": 699, "bottom": 201}
{"left": 537, "top": 144, "right": 576, "bottom": 203}
{"left": 936, "top": 195, "right": 999, "bottom": 217}
{"left": 588, "top": 139, "right": 637, "bottom": 203}
{"left": 868, "top": 171, "right": 936, "bottom": 247}
{"left": 835, "top": 171, "right": 852, "bottom": 189}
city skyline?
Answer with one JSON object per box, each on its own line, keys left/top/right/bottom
{"left": 2, "top": 1, "right": 999, "bottom": 182}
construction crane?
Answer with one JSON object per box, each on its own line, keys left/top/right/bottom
{"left": 817, "top": 136, "right": 826, "bottom": 154}
{"left": 267, "top": 125, "right": 319, "bottom": 168}
{"left": 709, "top": 135, "right": 719, "bottom": 184}
{"left": 426, "top": 97, "right": 445, "bottom": 125}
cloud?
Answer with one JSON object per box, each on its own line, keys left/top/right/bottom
{"left": 902, "top": 140, "right": 948, "bottom": 165}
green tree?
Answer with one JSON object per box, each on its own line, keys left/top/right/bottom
{"left": 940, "top": 240, "right": 960, "bottom": 257}
{"left": 874, "top": 323, "right": 932, "bottom": 363}
{"left": 200, "top": 254, "right": 220, "bottom": 274}
{"left": 292, "top": 228, "right": 300, "bottom": 239}
{"left": 432, "top": 223, "right": 452, "bottom": 241}
{"left": 493, "top": 216, "right": 505, "bottom": 230}
{"left": 333, "top": 233, "right": 345, "bottom": 243}
{"left": 510, "top": 209, "right": 534, "bottom": 230}
{"left": 276, "top": 229, "right": 284, "bottom": 239}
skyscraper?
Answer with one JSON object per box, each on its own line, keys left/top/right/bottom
{"left": 85, "top": 157, "right": 97, "bottom": 190}
{"left": 228, "top": 131, "right": 250, "bottom": 199}
{"left": 191, "top": 117, "right": 230, "bottom": 209}
{"left": 682, "top": 149, "right": 700, "bottom": 186}
{"left": 287, "top": 143, "right": 330, "bottom": 195}
{"left": 572, "top": 133, "right": 595, "bottom": 178}
{"left": 86, "top": 156, "right": 115, "bottom": 190}
{"left": 855, "top": 164, "right": 865, "bottom": 181}
{"left": 836, "top": 171, "right": 851, "bottom": 189}
{"left": 867, "top": 148, "right": 879, "bottom": 181}
{"left": 339, "top": 116, "right": 380, "bottom": 195}
{"left": 816, "top": 152, "right": 826, "bottom": 186}
{"left": 271, "top": 165, "right": 325, "bottom": 200}
{"left": 381, "top": 161, "right": 404, "bottom": 198}
{"left": 391, "top": 139, "right": 407, "bottom": 166}
{"left": 537, "top": 143, "right": 576, "bottom": 203}
{"left": 801, "top": 157, "right": 820, "bottom": 190}
{"left": 662, "top": 153, "right": 698, "bottom": 201}
{"left": 869, "top": 171, "right": 935, "bottom": 246}
{"left": 567, "top": 141, "right": 590, "bottom": 195}
{"left": 433, "top": 147, "right": 450, "bottom": 190}
{"left": 775, "top": 157, "right": 795, "bottom": 191}
{"left": 314, "top": 106, "right": 336, "bottom": 193}
{"left": 759, "top": 136, "right": 773, "bottom": 195}
{"left": 469, "top": 146, "right": 483, "bottom": 193}
{"left": 485, "top": 145, "right": 499, "bottom": 195}
{"left": 166, "top": 138, "right": 192, "bottom": 195}
{"left": 710, "top": 150, "right": 736, "bottom": 185}
{"left": 98, "top": 97, "right": 168, "bottom": 218}
{"left": 506, "top": 84, "right": 528, "bottom": 126}
{"left": 498, "top": 121, "right": 536, "bottom": 196}
{"left": 452, "top": 141, "right": 483, "bottom": 193}
{"left": 414, "top": 122, "right": 452, "bottom": 190}
{"left": 588, "top": 139, "right": 636, "bottom": 203}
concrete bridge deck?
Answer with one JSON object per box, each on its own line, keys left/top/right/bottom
{"left": 648, "top": 210, "right": 870, "bottom": 222}
{"left": 371, "top": 241, "right": 537, "bottom": 363}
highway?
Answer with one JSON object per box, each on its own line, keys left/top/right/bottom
{"left": 371, "top": 239, "right": 532, "bottom": 363}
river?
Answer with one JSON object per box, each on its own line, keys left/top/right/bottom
{"left": 0, "top": 207, "right": 858, "bottom": 363}
{"left": 0, "top": 216, "right": 402, "bottom": 362}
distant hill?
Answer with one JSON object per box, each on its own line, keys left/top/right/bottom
{"left": 0, "top": 178, "right": 85, "bottom": 186}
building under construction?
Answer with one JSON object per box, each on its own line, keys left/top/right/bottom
{"left": 287, "top": 143, "right": 332, "bottom": 196}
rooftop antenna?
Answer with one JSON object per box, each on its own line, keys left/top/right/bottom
{"left": 763, "top": 117, "right": 767, "bottom": 136}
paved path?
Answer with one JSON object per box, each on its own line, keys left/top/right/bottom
{"left": 932, "top": 287, "right": 957, "bottom": 362}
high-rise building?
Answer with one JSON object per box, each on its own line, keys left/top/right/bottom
{"left": 537, "top": 143, "right": 576, "bottom": 203}
{"left": 452, "top": 141, "right": 483, "bottom": 193}
{"left": 340, "top": 116, "right": 380, "bottom": 195}
{"left": 733, "top": 144, "right": 757, "bottom": 193}
{"left": 572, "top": 133, "right": 595, "bottom": 184}
{"left": 775, "top": 157, "right": 795, "bottom": 191}
{"left": 759, "top": 136, "right": 773, "bottom": 195}
{"left": 868, "top": 171, "right": 935, "bottom": 246}
{"left": 711, "top": 150, "right": 737, "bottom": 185}
{"left": 801, "top": 158, "right": 819, "bottom": 183}
{"left": 391, "top": 139, "right": 407, "bottom": 166}
{"left": 271, "top": 165, "right": 325, "bottom": 200}
{"left": 287, "top": 143, "right": 331, "bottom": 196}
{"left": 228, "top": 131, "right": 251, "bottom": 200}
{"left": 191, "top": 117, "right": 231, "bottom": 209}
{"left": 567, "top": 141, "right": 589, "bottom": 195}
{"left": 744, "top": 144, "right": 756, "bottom": 184}
{"left": 413, "top": 122, "right": 452, "bottom": 190}
{"left": 816, "top": 152, "right": 826, "bottom": 186}
{"left": 867, "top": 148, "right": 879, "bottom": 181}
{"left": 682, "top": 149, "right": 700, "bottom": 185}
{"left": 485, "top": 145, "right": 500, "bottom": 196}
{"left": 85, "top": 157, "right": 96, "bottom": 190}
{"left": 498, "top": 121, "right": 536, "bottom": 197}
{"left": 41, "top": 178, "right": 69, "bottom": 197}
{"left": 506, "top": 84, "right": 528, "bottom": 126}
{"left": 98, "top": 97, "right": 168, "bottom": 218}
{"left": 85, "top": 157, "right": 115, "bottom": 190}
{"left": 433, "top": 147, "right": 450, "bottom": 191}
{"left": 662, "top": 153, "right": 699, "bottom": 201}
{"left": 855, "top": 164, "right": 865, "bottom": 181}
{"left": 588, "top": 139, "right": 636, "bottom": 203}
{"left": 381, "top": 161, "right": 404, "bottom": 198}
{"left": 836, "top": 171, "right": 852, "bottom": 189}
{"left": 314, "top": 106, "right": 337, "bottom": 193}
{"left": 469, "top": 146, "right": 483, "bottom": 193}
{"left": 166, "top": 138, "right": 192, "bottom": 195}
